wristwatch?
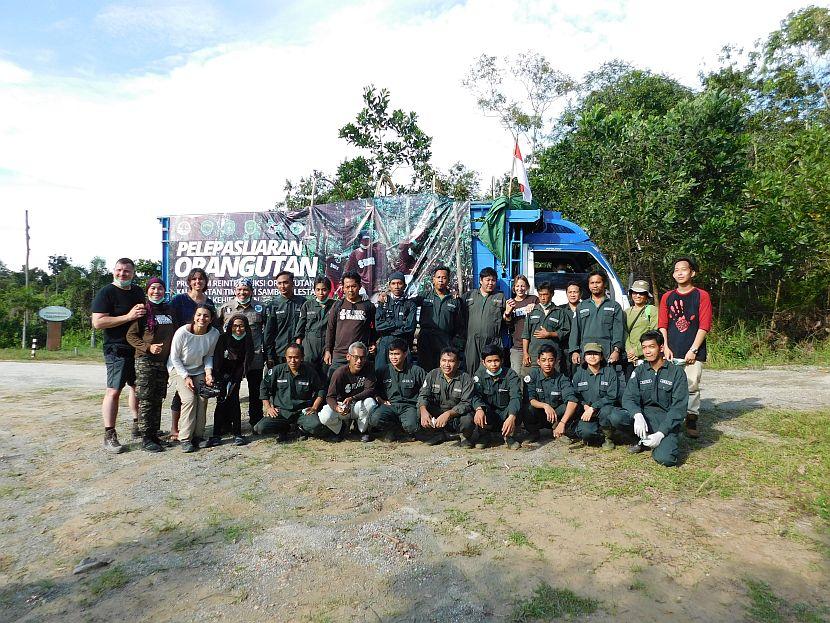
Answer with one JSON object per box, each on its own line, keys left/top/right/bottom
{"left": 691, "top": 348, "right": 699, "bottom": 354}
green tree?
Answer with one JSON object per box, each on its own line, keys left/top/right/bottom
{"left": 462, "top": 51, "right": 575, "bottom": 160}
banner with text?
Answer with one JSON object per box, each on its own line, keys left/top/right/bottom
{"left": 166, "top": 194, "right": 473, "bottom": 304}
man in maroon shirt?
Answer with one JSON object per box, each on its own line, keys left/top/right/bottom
{"left": 658, "top": 257, "right": 712, "bottom": 438}
{"left": 324, "top": 271, "right": 377, "bottom": 375}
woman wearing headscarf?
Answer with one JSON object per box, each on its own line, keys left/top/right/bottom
{"left": 126, "top": 277, "right": 176, "bottom": 452}
{"left": 205, "top": 314, "right": 254, "bottom": 447}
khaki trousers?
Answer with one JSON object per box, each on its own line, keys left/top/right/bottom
{"left": 173, "top": 372, "right": 208, "bottom": 442}
{"left": 685, "top": 361, "right": 703, "bottom": 416}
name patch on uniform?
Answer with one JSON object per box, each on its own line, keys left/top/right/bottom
{"left": 603, "top": 307, "right": 615, "bottom": 312}
{"left": 659, "top": 379, "right": 674, "bottom": 387}
{"left": 640, "top": 379, "right": 653, "bottom": 385}
{"left": 297, "top": 380, "right": 309, "bottom": 386}
{"left": 579, "top": 309, "right": 590, "bottom": 317}
{"left": 277, "top": 379, "right": 288, "bottom": 384}
{"left": 452, "top": 387, "right": 462, "bottom": 393}
{"left": 600, "top": 381, "right": 609, "bottom": 386}
{"left": 577, "top": 381, "right": 588, "bottom": 387}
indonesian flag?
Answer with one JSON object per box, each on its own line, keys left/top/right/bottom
{"left": 514, "top": 141, "right": 532, "bottom": 203}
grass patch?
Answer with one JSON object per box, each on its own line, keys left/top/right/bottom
{"left": 707, "top": 322, "right": 830, "bottom": 369}
{"left": 513, "top": 582, "right": 599, "bottom": 622}
{"left": 445, "top": 508, "right": 471, "bottom": 526}
{"left": 454, "top": 542, "right": 483, "bottom": 557}
{"left": 0, "top": 346, "right": 102, "bottom": 362}
{"left": 520, "top": 408, "right": 830, "bottom": 526}
{"left": 745, "top": 578, "right": 828, "bottom": 623}
{"left": 207, "top": 513, "right": 255, "bottom": 544}
{"left": 88, "top": 565, "right": 129, "bottom": 595}
{"left": 508, "top": 531, "right": 533, "bottom": 548}
{"left": 528, "top": 466, "right": 583, "bottom": 485}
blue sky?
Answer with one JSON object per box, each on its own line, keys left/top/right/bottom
{"left": 0, "top": 0, "right": 820, "bottom": 269}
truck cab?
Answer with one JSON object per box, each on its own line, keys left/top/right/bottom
{"left": 470, "top": 202, "right": 628, "bottom": 308}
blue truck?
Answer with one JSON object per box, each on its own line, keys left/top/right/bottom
{"left": 469, "top": 201, "right": 628, "bottom": 307}
{"left": 160, "top": 196, "right": 627, "bottom": 306}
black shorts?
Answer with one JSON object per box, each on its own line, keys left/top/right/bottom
{"left": 104, "top": 345, "right": 136, "bottom": 390}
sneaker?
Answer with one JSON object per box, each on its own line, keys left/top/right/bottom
{"left": 628, "top": 443, "right": 646, "bottom": 454}
{"left": 131, "top": 419, "right": 140, "bottom": 439}
{"left": 193, "top": 436, "right": 204, "bottom": 448}
{"left": 277, "top": 430, "right": 289, "bottom": 442}
{"left": 142, "top": 437, "right": 164, "bottom": 453}
{"left": 685, "top": 414, "right": 699, "bottom": 438}
{"left": 233, "top": 436, "right": 247, "bottom": 446}
{"left": 425, "top": 431, "right": 448, "bottom": 446}
{"left": 204, "top": 437, "right": 221, "bottom": 448}
{"left": 103, "top": 429, "right": 125, "bottom": 454}
{"left": 360, "top": 433, "right": 373, "bottom": 443}
{"left": 457, "top": 437, "right": 473, "bottom": 449}
{"left": 504, "top": 436, "right": 522, "bottom": 450}
{"left": 381, "top": 429, "right": 397, "bottom": 443}
{"left": 474, "top": 433, "right": 489, "bottom": 450}
{"left": 181, "top": 441, "right": 197, "bottom": 453}
{"left": 298, "top": 432, "right": 310, "bottom": 441}
{"left": 601, "top": 437, "right": 616, "bottom": 451}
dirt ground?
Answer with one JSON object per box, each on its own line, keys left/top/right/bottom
{"left": 0, "top": 362, "right": 828, "bottom": 623}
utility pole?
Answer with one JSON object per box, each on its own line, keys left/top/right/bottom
{"left": 22, "top": 210, "right": 29, "bottom": 350}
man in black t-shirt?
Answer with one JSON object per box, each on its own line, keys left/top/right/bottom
{"left": 91, "top": 258, "right": 147, "bottom": 454}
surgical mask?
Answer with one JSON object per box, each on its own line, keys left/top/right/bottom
{"left": 148, "top": 294, "right": 164, "bottom": 304}
{"left": 360, "top": 243, "right": 369, "bottom": 250}
{"left": 485, "top": 367, "right": 501, "bottom": 377}
{"left": 232, "top": 332, "right": 246, "bottom": 341}
{"left": 237, "top": 296, "right": 251, "bottom": 305}
{"left": 113, "top": 278, "right": 132, "bottom": 288}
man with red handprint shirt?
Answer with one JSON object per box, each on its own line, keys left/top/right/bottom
{"left": 658, "top": 257, "right": 712, "bottom": 438}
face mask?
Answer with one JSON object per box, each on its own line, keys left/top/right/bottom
{"left": 237, "top": 296, "right": 251, "bottom": 305}
{"left": 232, "top": 331, "right": 246, "bottom": 341}
{"left": 148, "top": 294, "right": 164, "bottom": 304}
{"left": 113, "top": 278, "right": 132, "bottom": 288}
{"left": 360, "top": 243, "right": 369, "bottom": 250}
{"left": 485, "top": 367, "right": 501, "bottom": 377}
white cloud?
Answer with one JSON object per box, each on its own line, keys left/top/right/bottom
{"left": 0, "top": 0, "right": 812, "bottom": 270}
{"left": 0, "top": 59, "right": 32, "bottom": 84}
{"left": 95, "top": 0, "right": 221, "bottom": 47}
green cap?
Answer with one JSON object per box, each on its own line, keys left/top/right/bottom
{"left": 583, "top": 342, "right": 604, "bottom": 355}
{"left": 629, "top": 279, "right": 652, "bottom": 297}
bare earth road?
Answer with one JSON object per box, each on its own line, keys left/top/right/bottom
{"left": 0, "top": 362, "right": 828, "bottom": 623}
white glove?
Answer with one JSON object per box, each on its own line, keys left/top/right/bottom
{"left": 633, "top": 413, "right": 648, "bottom": 439}
{"left": 641, "top": 431, "right": 665, "bottom": 448}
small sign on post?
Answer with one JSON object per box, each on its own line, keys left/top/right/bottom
{"left": 37, "top": 306, "right": 73, "bottom": 351}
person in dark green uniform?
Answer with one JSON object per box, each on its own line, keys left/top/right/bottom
{"left": 258, "top": 344, "right": 326, "bottom": 440}
{"left": 375, "top": 272, "right": 417, "bottom": 374}
{"left": 417, "top": 347, "right": 474, "bottom": 446}
{"left": 463, "top": 344, "right": 522, "bottom": 450}
{"left": 571, "top": 342, "right": 620, "bottom": 449}
{"left": 264, "top": 270, "right": 304, "bottom": 366}
{"left": 609, "top": 330, "right": 689, "bottom": 467}
{"left": 522, "top": 344, "right": 579, "bottom": 447}
{"left": 568, "top": 270, "right": 624, "bottom": 368}
{"left": 414, "top": 266, "right": 465, "bottom": 372}
{"left": 370, "top": 338, "right": 426, "bottom": 441}
{"left": 522, "top": 281, "right": 571, "bottom": 372}
{"left": 297, "top": 277, "right": 334, "bottom": 376}
{"left": 462, "top": 267, "right": 507, "bottom": 375}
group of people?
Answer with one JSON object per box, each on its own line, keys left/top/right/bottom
{"left": 91, "top": 255, "right": 711, "bottom": 467}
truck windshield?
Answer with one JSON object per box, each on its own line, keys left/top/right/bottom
{"left": 532, "top": 251, "right": 613, "bottom": 299}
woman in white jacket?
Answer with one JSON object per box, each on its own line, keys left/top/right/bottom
{"left": 168, "top": 305, "right": 220, "bottom": 452}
